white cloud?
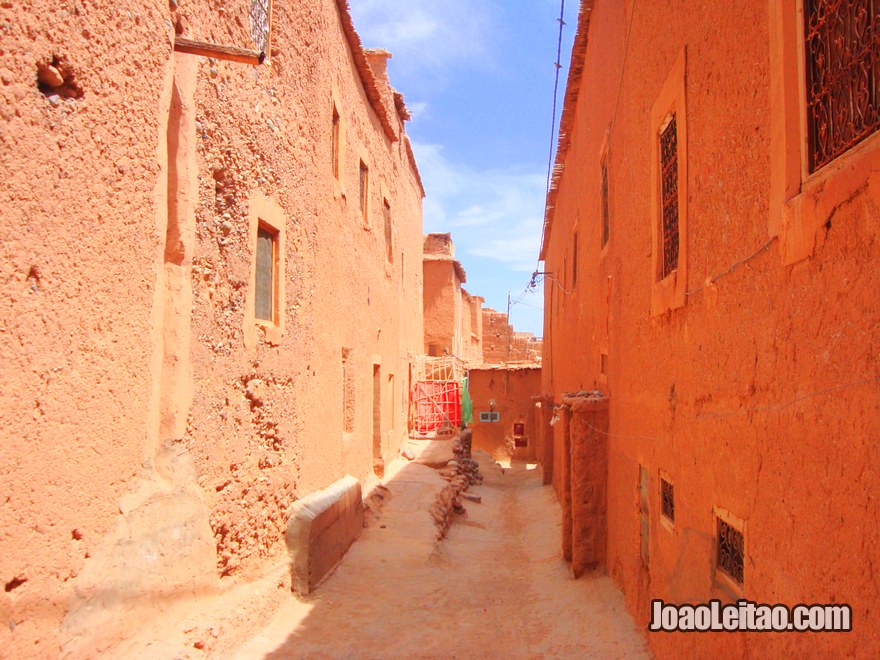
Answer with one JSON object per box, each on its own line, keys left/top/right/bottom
{"left": 349, "top": 0, "right": 500, "bottom": 89}
{"left": 412, "top": 141, "right": 545, "bottom": 273}
{"left": 404, "top": 100, "right": 429, "bottom": 119}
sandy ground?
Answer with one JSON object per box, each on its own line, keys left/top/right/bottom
{"left": 228, "top": 452, "right": 650, "bottom": 659}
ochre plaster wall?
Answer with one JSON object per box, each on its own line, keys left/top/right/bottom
{"left": 422, "top": 259, "right": 457, "bottom": 356}
{"left": 468, "top": 367, "right": 541, "bottom": 462}
{"left": 542, "top": 1, "right": 880, "bottom": 657}
{"left": 0, "top": 1, "right": 424, "bottom": 654}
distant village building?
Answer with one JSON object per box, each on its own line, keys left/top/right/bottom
{"left": 0, "top": 0, "right": 424, "bottom": 654}
{"left": 422, "top": 232, "right": 483, "bottom": 364}
{"left": 539, "top": 1, "right": 879, "bottom": 657}
{"left": 482, "top": 308, "right": 543, "bottom": 365}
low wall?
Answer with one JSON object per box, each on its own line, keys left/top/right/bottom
{"left": 286, "top": 476, "right": 364, "bottom": 596}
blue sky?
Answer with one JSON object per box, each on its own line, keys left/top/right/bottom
{"left": 349, "top": 0, "right": 576, "bottom": 337}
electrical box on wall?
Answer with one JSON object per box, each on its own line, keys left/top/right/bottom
{"left": 479, "top": 411, "right": 500, "bottom": 423}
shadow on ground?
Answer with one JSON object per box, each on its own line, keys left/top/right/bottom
{"left": 234, "top": 450, "right": 649, "bottom": 659}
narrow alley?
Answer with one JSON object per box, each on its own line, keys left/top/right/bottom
{"left": 233, "top": 450, "right": 647, "bottom": 658}
{"left": 3, "top": 0, "right": 878, "bottom": 657}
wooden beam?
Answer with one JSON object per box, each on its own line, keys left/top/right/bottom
{"left": 173, "top": 37, "right": 265, "bottom": 65}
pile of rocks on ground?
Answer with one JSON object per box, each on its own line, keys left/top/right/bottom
{"left": 428, "top": 429, "right": 483, "bottom": 540}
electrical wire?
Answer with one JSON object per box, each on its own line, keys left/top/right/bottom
{"left": 685, "top": 238, "right": 776, "bottom": 296}
{"left": 507, "top": 0, "right": 568, "bottom": 329}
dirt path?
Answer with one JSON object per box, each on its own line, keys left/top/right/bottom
{"left": 234, "top": 452, "right": 650, "bottom": 658}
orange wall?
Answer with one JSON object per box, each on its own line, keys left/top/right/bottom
{"left": 0, "top": 0, "right": 424, "bottom": 654}
{"left": 542, "top": 1, "right": 880, "bottom": 657}
{"left": 423, "top": 259, "right": 458, "bottom": 355}
{"left": 468, "top": 367, "right": 541, "bottom": 461}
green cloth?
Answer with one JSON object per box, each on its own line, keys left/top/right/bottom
{"left": 460, "top": 376, "right": 474, "bottom": 427}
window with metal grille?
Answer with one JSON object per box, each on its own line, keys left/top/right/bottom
{"left": 383, "top": 199, "right": 393, "bottom": 263}
{"left": 660, "top": 477, "right": 674, "bottom": 522}
{"left": 638, "top": 465, "right": 649, "bottom": 564}
{"left": 716, "top": 516, "right": 744, "bottom": 585}
{"left": 601, "top": 156, "right": 610, "bottom": 247}
{"left": 658, "top": 115, "right": 680, "bottom": 280}
{"left": 342, "top": 348, "right": 354, "bottom": 433}
{"left": 255, "top": 224, "right": 277, "bottom": 323}
{"left": 174, "top": 0, "right": 272, "bottom": 65}
{"left": 249, "top": 0, "right": 272, "bottom": 55}
{"left": 359, "top": 160, "right": 369, "bottom": 223}
{"left": 804, "top": 0, "right": 880, "bottom": 173}
{"left": 331, "top": 105, "right": 340, "bottom": 179}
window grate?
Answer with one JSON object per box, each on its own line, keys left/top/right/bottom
{"left": 384, "top": 200, "right": 393, "bottom": 263}
{"left": 342, "top": 348, "right": 354, "bottom": 433}
{"left": 659, "top": 116, "right": 679, "bottom": 280}
{"left": 255, "top": 225, "right": 276, "bottom": 322}
{"left": 331, "top": 105, "right": 340, "bottom": 179}
{"left": 359, "top": 160, "right": 369, "bottom": 222}
{"left": 717, "top": 517, "right": 744, "bottom": 585}
{"left": 660, "top": 477, "right": 674, "bottom": 522}
{"left": 249, "top": 0, "right": 272, "bottom": 55}
{"left": 804, "top": 0, "right": 880, "bottom": 172}
{"left": 601, "top": 157, "right": 610, "bottom": 247}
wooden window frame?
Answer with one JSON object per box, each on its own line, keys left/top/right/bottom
{"left": 383, "top": 198, "right": 393, "bottom": 264}
{"left": 342, "top": 348, "right": 354, "bottom": 435}
{"left": 245, "top": 192, "right": 286, "bottom": 346}
{"left": 173, "top": 0, "right": 273, "bottom": 65}
{"left": 650, "top": 48, "right": 688, "bottom": 318}
{"left": 599, "top": 129, "right": 611, "bottom": 253}
{"left": 713, "top": 507, "right": 746, "bottom": 595}
{"left": 769, "top": 0, "right": 880, "bottom": 265}
{"left": 254, "top": 222, "right": 279, "bottom": 324}
{"left": 359, "top": 159, "right": 370, "bottom": 228}
{"left": 659, "top": 472, "right": 675, "bottom": 531}
{"left": 331, "top": 103, "right": 341, "bottom": 180}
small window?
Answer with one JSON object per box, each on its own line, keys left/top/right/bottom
{"left": 342, "top": 348, "right": 354, "bottom": 433}
{"left": 638, "top": 465, "right": 649, "bottom": 564}
{"left": 600, "top": 351, "right": 608, "bottom": 377}
{"left": 804, "top": 0, "right": 880, "bottom": 173}
{"left": 660, "top": 476, "right": 674, "bottom": 523}
{"left": 388, "top": 373, "right": 395, "bottom": 427}
{"left": 255, "top": 224, "right": 278, "bottom": 323}
{"left": 359, "top": 160, "right": 369, "bottom": 224}
{"left": 383, "top": 199, "right": 393, "bottom": 263}
{"left": 600, "top": 155, "right": 610, "bottom": 247}
{"left": 716, "top": 514, "right": 745, "bottom": 586}
{"left": 658, "top": 115, "right": 680, "bottom": 281}
{"left": 331, "top": 104, "right": 340, "bottom": 179}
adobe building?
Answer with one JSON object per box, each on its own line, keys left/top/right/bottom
{"left": 422, "top": 232, "right": 483, "bottom": 364}
{"left": 539, "top": 1, "right": 879, "bottom": 657}
{"left": 0, "top": 0, "right": 424, "bottom": 655}
{"left": 468, "top": 365, "right": 541, "bottom": 462}
{"left": 482, "top": 307, "right": 542, "bottom": 365}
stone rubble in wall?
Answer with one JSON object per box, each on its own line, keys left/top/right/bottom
{"left": 428, "top": 429, "right": 483, "bottom": 540}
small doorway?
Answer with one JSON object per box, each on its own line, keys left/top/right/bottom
{"left": 372, "top": 364, "right": 383, "bottom": 476}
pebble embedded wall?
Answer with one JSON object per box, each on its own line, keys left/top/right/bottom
{"left": 481, "top": 307, "right": 541, "bottom": 365}
{"left": 0, "top": 0, "right": 424, "bottom": 655}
